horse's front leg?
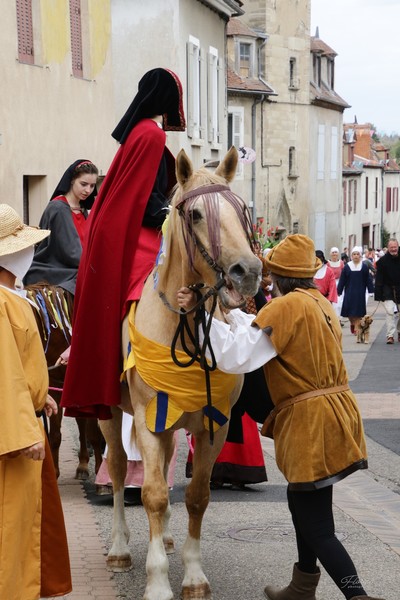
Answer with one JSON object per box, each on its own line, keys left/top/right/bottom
{"left": 182, "top": 425, "right": 227, "bottom": 600}
{"left": 99, "top": 407, "right": 131, "bottom": 571}
{"left": 135, "top": 409, "right": 175, "bottom": 600}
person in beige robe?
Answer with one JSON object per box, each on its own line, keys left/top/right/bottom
{"left": 0, "top": 204, "right": 71, "bottom": 600}
{"left": 177, "top": 234, "right": 383, "bottom": 600}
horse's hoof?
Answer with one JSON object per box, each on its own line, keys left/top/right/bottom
{"left": 163, "top": 537, "right": 175, "bottom": 554}
{"left": 106, "top": 553, "right": 132, "bottom": 572}
{"left": 96, "top": 484, "right": 113, "bottom": 496}
{"left": 181, "top": 582, "right": 211, "bottom": 599}
{"left": 75, "top": 468, "right": 89, "bottom": 481}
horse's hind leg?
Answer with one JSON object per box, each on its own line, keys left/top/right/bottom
{"left": 181, "top": 426, "right": 227, "bottom": 600}
{"left": 85, "top": 417, "right": 104, "bottom": 474}
{"left": 134, "top": 409, "right": 174, "bottom": 600}
{"left": 75, "top": 417, "right": 90, "bottom": 480}
{"left": 48, "top": 391, "right": 63, "bottom": 478}
{"left": 99, "top": 407, "right": 131, "bottom": 571}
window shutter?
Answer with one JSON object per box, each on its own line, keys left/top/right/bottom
{"left": 16, "top": 0, "right": 34, "bottom": 64}
{"left": 70, "top": 0, "right": 83, "bottom": 78}
{"left": 186, "top": 42, "right": 194, "bottom": 138}
{"left": 207, "top": 52, "right": 214, "bottom": 143}
{"left": 217, "top": 58, "right": 223, "bottom": 143}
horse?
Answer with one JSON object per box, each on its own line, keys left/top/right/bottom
{"left": 26, "top": 284, "right": 104, "bottom": 479}
{"left": 100, "top": 146, "right": 262, "bottom": 600}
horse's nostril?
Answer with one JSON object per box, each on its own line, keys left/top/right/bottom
{"left": 229, "top": 263, "right": 247, "bottom": 280}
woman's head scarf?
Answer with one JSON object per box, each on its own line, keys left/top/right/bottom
{"left": 51, "top": 159, "right": 98, "bottom": 209}
{"left": 112, "top": 68, "right": 186, "bottom": 144}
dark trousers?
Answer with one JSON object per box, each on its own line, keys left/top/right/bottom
{"left": 287, "top": 485, "right": 366, "bottom": 599}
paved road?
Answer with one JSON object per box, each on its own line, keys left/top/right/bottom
{"left": 54, "top": 300, "right": 400, "bottom": 600}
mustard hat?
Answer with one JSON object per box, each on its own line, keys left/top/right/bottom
{"left": 0, "top": 204, "right": 50, "bottom": 257}
{"left": 264, "top": 234, "right": 322, "bottom": 278}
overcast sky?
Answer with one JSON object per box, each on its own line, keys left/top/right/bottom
{"left": 311, "top": 0, "right": 400, "bottom": 135}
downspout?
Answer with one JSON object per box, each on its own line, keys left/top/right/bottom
{"left": 251, "top": 95, "right": 265, "bottom": 224}
{"left": 380, "top": 165, "right": 385, "bottom": 247}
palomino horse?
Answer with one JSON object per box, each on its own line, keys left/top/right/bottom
{"left": 26, "top": 284, "right": 103, "bottom": 479}
{"left": 100, "top": 147, "right": 262, "bottom": 600}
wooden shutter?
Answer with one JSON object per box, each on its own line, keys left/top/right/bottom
{"left": 16, "top": 0, "right": 34, "bottom": 64}
{"left": 70, "top": 0, "right": 83, "bottom": 78}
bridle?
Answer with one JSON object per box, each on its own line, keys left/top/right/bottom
{"left": 158, "top": 183, "right": 254, "bottom": 444}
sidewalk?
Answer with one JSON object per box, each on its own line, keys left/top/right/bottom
{"left": 52, "top": 300, "right": 400, "bottom": 600}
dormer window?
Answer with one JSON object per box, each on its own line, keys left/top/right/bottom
{"left": 327, "top": 57, "right": 334, "bottom": 89}
{"left": 239, "top": 42, "right": 252, "bottom": 77}
{"left": 313, "top": 53, "right": 321, "bottom": 86}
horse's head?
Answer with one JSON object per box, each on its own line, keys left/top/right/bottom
{"left": 167, "top": 147, "right": 261, "bottom": 309}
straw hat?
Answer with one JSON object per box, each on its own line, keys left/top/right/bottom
{"left": 0, "top": 204, "right": 50, "bottom": 257}
{"left": 264, "top": 234, "right": 321, "bottom": 278}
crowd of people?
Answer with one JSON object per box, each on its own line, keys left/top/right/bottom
{"left": 1, "top": 64, "right": 389, "bottom": 600}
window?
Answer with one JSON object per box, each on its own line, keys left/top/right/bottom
{"left": 348, "top": 180, "right": 353, "bottom": 214}
{"left": 354, "top": 180, "right": 357, "bottom": 213}
{"left": 228, "top": 107, "right": 243, "bottom": 178}
{"left": 365, "top": 176, "right": 369, "bottom": 210}
{"left": 239, "top": 42, "right": 252, "bottom": 77}
{"left": 330, "top": 126, "right": 338, "bottom": 180}
{"left": 386, "top": 188, "right": 392, "bottom": 213}
{"left": 317, "top": 124, "right": 325, "bottom": 180}
{"left": 289, "top": 57, "right": 299, "bottom": 89}
{"left": 375, "top": 177, "right": 379, "bottom": 209}
{"left": 70, "top": 0, "right": 83, "bottom": 78}
{"left": 288, "top": 146, "right": 296, "bottom": 177}
{"left": 16, "top": 0, "right": 34, "bottom": 64}
{"left": 207, "top": 47, "right": 220, "bottom": 145}
{"left": 187, "top": 36, "right": 202, "bottom": 140}
{"left": 343, "top": 181, "right": 347, "bottom": 215}
{"left": 313, "top": 54, "right": 321, "bottom": 86}
{"left": 327, "top": 58, "right": 334, "bottom": 89}
{"left": 394, "top": 187, "right": 399, "bottom": 211}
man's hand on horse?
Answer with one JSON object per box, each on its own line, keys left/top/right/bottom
{"left": 56, "top": 345, "right": 71, "bottom": 366}
{"left": 44, "top": 394, "right": 58, "bottom": 417}
{"left": 177, "top": 287, "right": 197, "bottom": 312}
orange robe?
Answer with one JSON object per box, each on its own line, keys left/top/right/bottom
{"left": 0, "top": 287, "right": 71, "bottom": 600}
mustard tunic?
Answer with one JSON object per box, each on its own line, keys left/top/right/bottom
{"left": 254, "top": 288, "right": 367, "bottom": 490}
{"left": 0, "top": 287, "right": 48, "bottom": 600}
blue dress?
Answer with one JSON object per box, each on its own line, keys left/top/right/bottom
{"left": 337, "top": 263, "right": 374, "bottom": 317}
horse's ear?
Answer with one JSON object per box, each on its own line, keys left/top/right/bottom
{"left": 176, "top": 149, "right": 193, "bottom": 186}
{"left": 215, "top": 146, "right": 238, "bottom": 183}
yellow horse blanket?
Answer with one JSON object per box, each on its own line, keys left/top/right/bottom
{"left": 123, "top": 304, "right": 238, "bottom": 432}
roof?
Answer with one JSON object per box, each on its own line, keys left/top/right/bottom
{"left": 227, "top": 17, "right": 259, "bottom": 38}
{"left": 227, "top": 65, "right": 276, "bottom": 96}
{"left": 311, "top": 36, "right": 337, "bottom": 57}
{"left": 310, "top": 80, "right": 350, "bottom": 110}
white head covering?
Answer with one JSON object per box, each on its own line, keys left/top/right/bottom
{"left": 0, "top": 246, "right": 35, "bottom": 281}
{"left": 330, "top": 247, "right": 339, "bottom": 253}
{"left": 351, "top": 246, "right": 363, "bottom": 255}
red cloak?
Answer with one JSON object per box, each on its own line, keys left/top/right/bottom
{"left": 61, "top": 119, "right": 176, "bottom": 418}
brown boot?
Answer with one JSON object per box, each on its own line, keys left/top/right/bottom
{"left": 350, "top": 597, "right": 386, "bottom": 599}
{"left": 264, "top": 563, "right": 321, "bottom": 599}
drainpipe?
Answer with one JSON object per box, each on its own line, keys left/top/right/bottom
{"left": 251, "top": 95, "right": 265, "bottom": 224}
{"left": 380, "top": 165, "right": 385, "bottom": 247}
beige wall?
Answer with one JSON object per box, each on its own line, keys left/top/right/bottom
{"left": 1, "top": 1, "right": 116, "bottom": 224}
{"left": 240, "top": 0, "right": 312, "bottom": 237}
{"left": 110, "top": 0, "right": 230, "bottom": 168}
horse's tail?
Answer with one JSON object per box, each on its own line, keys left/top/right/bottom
{"left": 26, "top": 284, "right": 74, "bottom": 351}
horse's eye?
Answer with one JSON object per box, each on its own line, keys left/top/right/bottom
{"left": 191, "top": 209, "right": 202, "bottom": 223}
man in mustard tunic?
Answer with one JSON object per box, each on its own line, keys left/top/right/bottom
{"left": 177, "top": 234, "right": 384, "bottom": 600}
{"left": 0, "top": 204, "right": 71, "bottom": 600}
